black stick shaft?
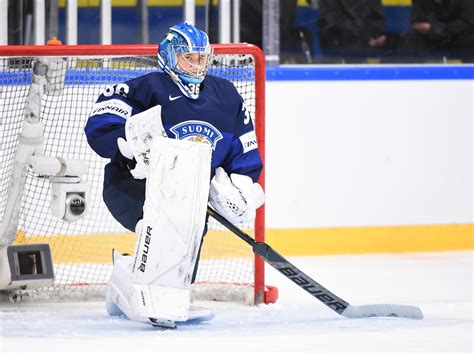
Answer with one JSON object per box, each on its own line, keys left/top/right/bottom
{"left": 207, "top": 206, "right": 350, "bottom": 314}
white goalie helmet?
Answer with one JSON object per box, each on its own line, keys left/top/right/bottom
{"left": 158, "top": 21, "right": 213, "bottom": 99}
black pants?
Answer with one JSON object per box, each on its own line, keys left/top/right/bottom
{"left": 102, "top": 158, "right": 206, "bottom": 283}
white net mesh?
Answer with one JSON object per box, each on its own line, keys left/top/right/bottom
{"left": 0, "top": 52, "right": 261, "bottom": 304}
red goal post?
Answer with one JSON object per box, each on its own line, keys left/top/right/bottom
{"left": 0, "top": 43, "right": 277, "bottom": 305}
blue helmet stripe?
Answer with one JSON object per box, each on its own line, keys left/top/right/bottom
{"left": 171, "top": 27, "right": 193, "bottom": 49}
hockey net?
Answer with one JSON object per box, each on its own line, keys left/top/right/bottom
{"left": 0, "top": 44, "right": 276, "bottom": 305}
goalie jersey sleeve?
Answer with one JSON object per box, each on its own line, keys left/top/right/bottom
{"left": 85, "top": 72, "right": 262, "bottom": 182}
{"left": 220, "top": 97, "right": 262, "bottom": 182}
{"left": 84, "top": 76, "right": 156, "bottom": 159}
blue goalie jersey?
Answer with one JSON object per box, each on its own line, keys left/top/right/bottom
{"left": 84, "top": 72, "right": 262, "bottom": 231}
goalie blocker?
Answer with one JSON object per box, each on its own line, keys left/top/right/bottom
{"left": 106, "top": 136, "right": 212, "bottom": 326}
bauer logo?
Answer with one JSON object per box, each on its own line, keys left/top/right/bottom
{"left": 279, "top": 266, "right": 347, "bottom": 312}
{"left": 170, "top": 120, "right": 223, "bottom": 150}
{"left": 139, "top": 226, "right": 152, "bottom": 272}
{"left": 90, "top": 99, "right": 132, "bottom": 119}
{"left": 239, "top": 131, "right": 258, "bottom": 153}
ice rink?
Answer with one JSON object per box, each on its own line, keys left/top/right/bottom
{"left": 0, "top": 251, "right": 472, "bottom": 353}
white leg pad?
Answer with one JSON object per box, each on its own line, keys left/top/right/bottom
{"left": 106, "top": 252, "right": 149, "bottom": 323}
{"left": 129, "top": 284, "right": 190, "bottom": 321}
{"left": 108, "top": 137, "right": 212, "bottom": 323}
{"left": 106, "top": 251, "right": 190, "bottom": 325}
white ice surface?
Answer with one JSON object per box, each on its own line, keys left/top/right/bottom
{"left": 0, "top": 251, "right": 472, "bottom": 353}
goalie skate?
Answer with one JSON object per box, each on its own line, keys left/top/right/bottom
{"left": 108, "top": 291, "right": 214, "bottom": 329}
{"left": 107, "top": 288, "right": 214, "bottom": 325}
{"left": 106, "top": 251, "right": 215, "bottom": 327}
{"left": 147, "top": 305, "right": 214, "bottom": 329}
{"left": 179, "top": 305, "right": 215, "bottom": 324}
{"left": 147, "top": 317, "right": 177, "bottom": 329}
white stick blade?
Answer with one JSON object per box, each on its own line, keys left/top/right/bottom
{"left": 342, "top": 304, "right": 423, "bottom": 319}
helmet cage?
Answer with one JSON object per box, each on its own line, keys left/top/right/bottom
{"left": 169, "top": 44, "right": 213, "bottom": 84}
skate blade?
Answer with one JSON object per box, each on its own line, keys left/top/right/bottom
{"left": 148, "top": 317, "right": 177, "bottom": 330}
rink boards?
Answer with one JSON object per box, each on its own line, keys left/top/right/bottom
{"left": 264, "top": 65, "right": 473, "bottom": 254}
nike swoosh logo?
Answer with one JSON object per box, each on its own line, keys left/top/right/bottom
{"left": 169, "top": 95, "right": 183, "bottom": 101}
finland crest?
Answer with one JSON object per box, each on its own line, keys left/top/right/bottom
{"left": 170, "top": 120, "right": 223, "bottom": 150}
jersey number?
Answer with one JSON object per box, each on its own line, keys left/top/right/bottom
{"left": 188, "top": 83, "right": 200, "bottom": 95}
{"left": 242, "top": 102, "right": 251, "bottom": 125}
{"left": 103, "top": 83, "right": 129, "bottom": 98}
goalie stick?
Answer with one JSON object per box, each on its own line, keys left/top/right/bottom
{"left": 207, "top": 206, "right": 423, "bottom": 320}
